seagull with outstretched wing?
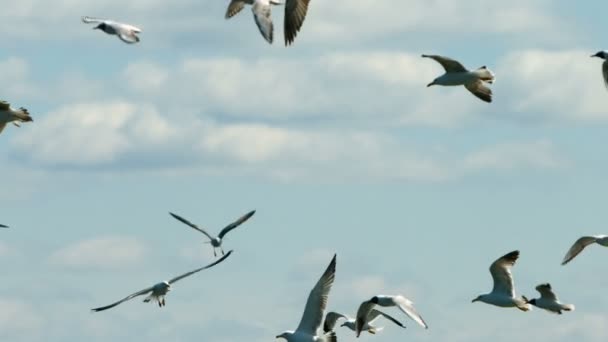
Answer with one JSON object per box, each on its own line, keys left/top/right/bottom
{"left": 225, "top": 0, "right": 282, "bottom": 44}
{"left": 0, "top": 100, "right": 33, "bottom": 135}
{"left": 562, "top": 235, "right": 608, "bottom": 265}
{"left": 526, "top": 283, "right": 574, "bottom": 314}
{"left": 82, "top": 16, "right": 142, "bottom": 44}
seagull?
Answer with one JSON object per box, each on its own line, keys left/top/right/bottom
{"left": 355, "top": 295, "right": 427, "bottom": 337}
{"left": 591, "top": 51, "right": 608, "bottom": 88}
{"left": 169, "top": 210, "right": 255, "bottom": 257}
{"left": 562, "top": 235, "right": 608, "bottom": 265}
{"left": 82, "top": 16, "right": 142, "bottom": 44}
{"left": 91, "top": 251, "right": 232, "bottom": 312}
{"left": 225, "top": 0, "right": 282, "bottom": 44}
{"left": 472, "top": 250, "right": 531, "bottom": 311}
{"left": 324, "top": 309, "right": 405, "bottom": 335}
{"left": 525, "top": 283, "right": 574, "bottom": 314}
{"left": 284, "top": 0, "right": 311, "bottom": 46}
{"left": 0, "top": 101, "right": 33, "bottom": 135}
{"left": 0, "top": 224, "right": 8, "bottom": 228}
{"left": 276, "top": 254, "right": 337, "bottom": 342}
{"left": 422, "top": 54, "right": 496, "bottom": 103}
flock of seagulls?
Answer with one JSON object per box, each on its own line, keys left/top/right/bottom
{"left": 2, "top": 2, "right": 608, "bottom": 341}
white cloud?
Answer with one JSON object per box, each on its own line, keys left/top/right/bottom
{"left": 463, "top": 139, "right": 564, "bottom": 171}
{"left": 49, "top": 236, "right": 146, "bottom": 270}
{"left": 0, "top": 298, "right": 45, "bottom": 341}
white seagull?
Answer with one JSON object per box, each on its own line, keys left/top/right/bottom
{"left": 422, "top": 54, "right": 496, "bottom": 103}
{"left": 526, "top": 283, "right": 574, "bottom": 314}
{"left": 562, "top": 235, "right": 608, "bottom": 265}
{"left": 276, "top": 254, "right": 337, "bottom": 342}
{"left": 591, "top": 51, "right": 608, "bottom": 88}
{"left": 170, "top": 210, "right": 255, "bottom": 257}
{"left": 225, "top": 0, "right": 282, "bottom": 44}
{"left": 355, "top": 295, "right": 427, "bottom": 337}
{"left": 472, "top": 250, "right": 531, "bottom": 311}
{"left": 324, "top": 309, "right": 405, "bottom": 335}
{"left": 284, "top": 0, "right": 311, "bottom": 46}
{"left": 0, "top": 101, "right": 33, "bottom": 135}
{"left": 82, "top": 16, "right": 142, "bottom": 44}
{"left": 91, "top": 251, "right": 232, "bottom": 312}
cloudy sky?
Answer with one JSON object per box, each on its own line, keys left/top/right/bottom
{"left": 2, "top": 1, "right": 608, "bottom": 341}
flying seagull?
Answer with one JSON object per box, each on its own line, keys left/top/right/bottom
{"left": 169, "top": 210, "right": 255, "bottom": 257}
{"left": 82, "top": 16, "right": 142, "bottom": 44}
{"left": 562, "top": 235, "right": 608, "bottom": 265}
{"left": 591, "top": 51, "right": 608, "bottom": 89}
{"left": 225, "top": 0, "right": 282, "bottom": 44}
{"left": 422, "top": 54, "right": 496, "bottom": 103}
{"left": 526, "top": 283, "right": 574, "bottom": 314}
{"left": 284, "top": 0, "right": 311, "bottom": 46}
{"left": 472, "top": 250, "right": 531, "bottom": 311}
{"left": 91, "top": 251, "right": 232, "bottom": 312}
{"left": 0, "top": 101, "right": 33, "bottom": 135}
{"left": 324, "top": 309, "right": 405, "bottom": 335}
{"left": 355, "top": 295, "right": 427, "bottom": 337}
{"left": 276, "top": 254, "right": 337, "bottom": 342}
{"left": 0, "top": 224, "right": 8, "bottom": 228}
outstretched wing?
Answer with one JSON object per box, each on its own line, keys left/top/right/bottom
{"left": 0, "top": 123, "right": 6, "bottom": 135}
{"left": 284, "top": 0, "right": 310, "bottom": 45}
{"left": 0, "top": 224, "right": 8, "bottom": 228}
{"left": 421, "top": 54, "right": 468, "bottom": 72}
{"left": 218, "top": 210, "right": 256, "bottom": 239}
{"left": 490, "top": 250, "right": 519, "bottom": 297}
{"left": 169, "top": 212, "right": 214, "bottom": 240}
{"left": 168, "top": 250, "right": 233, "bottom": 284}
{"left": 118, "top": 31, "right": 140, "bottom": 44}
{"left": 91, "top": 286, "right": 153, "bottom": 312}
{"left": 392, "top": 295, "right": 428, "bottom": 329}
{"left": 296, "top": 254, "right": 337, "bottom": 334}
{"left": 465, "top": 81, "right": 493, "bottom": 103}
{"left": 226, "top": 0, "right": 247, "bottom": 18}
{"left": 355, "top": 300, "right": 375, "bottom": 336}
{"left": 252, "top": 0, "right": 274, "bottom": 44}
{"left": 367, "top": 309, "right": 406, "bottom": 329}
{"left": 535, "top": 283, "right": 557, "bottom": 301}
{"left": 82, "top": 16, "right": 106, "bottom": 24}
{"left": 602, "top": 61, "right": 608, "bottom": 89}
{"left": 562, "top": 236, "right": 600, "bottom": 265}
{"left": 323, "top": 311, "right": 347, "bottom": 333}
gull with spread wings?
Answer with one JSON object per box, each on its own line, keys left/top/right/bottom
{"left": 225, "top": 0, "right": 282, "bottom": 44}
{"left": 355, "top": 295, "right": 427, "bottom": 337}
{"left": 324, "top": 309, "right": 405, "bottom": 335}
{"left": 562, "top": 235, "right": 608, "bottom": 265}
{"left": 276, "top": 254, "right": 337, "bottom": 342}
{"left": 170, "top": 210, "right": 255, "bottom": 257}
{"left": 82, "top": 16, "right": 142, "bottom": 44}
{"left": 0, "top": 101, "right": 33, "bottom": 135}
{"left": 472, "top": 250, "right": 531, "bottom": 311}
{"left": 422, "top": 54, "right": 495, "bottom": 103}
{"left": 525, "top": 283, "right": 574, "bottom": 314}
{"left": 91, "top": 251, "right": 232, "bottom": 312}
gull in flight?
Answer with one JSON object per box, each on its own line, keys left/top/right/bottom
{"left": 324, "top": 309, "right": 405, "bottom": 335}
{"left": 422, "top": 54, "right": 496, "bottom": 103}
{"left": 561, "top": 235, "right": 608, "bottom": 265}
{"left": 169, "top": 210, "right": 255, "bottom": 257}
{"left": 0, "top": 101, "right": 33, "bottom": 135}
{"left": 526, "top": 283, "right": 574, "bottom": 314}
{"left": 284, "top": 0, "right": 311, "bottom": 46}
{"left": 91, "top": 251, "right": 232, "bottom": 312}
{"left": 82, "top": 16, "right": 142, "bottom": 44}
{"left": 591, "top": 51, "right": 608, "bottom": 89}
{"left": 276, "top": 254, "right": 337, "bottom": 342}
{"left": 225, "top": 0, "right": 282, "bottom": 44}
{"left": 355, "top": 295, "right": 427, "bottom": 337}
{"left": 472, "top": 250, "right": 531, "bottom": 311}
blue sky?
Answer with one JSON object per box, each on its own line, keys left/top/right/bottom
{"left": 2, "top": 0, "right": 608, "bottom": 341}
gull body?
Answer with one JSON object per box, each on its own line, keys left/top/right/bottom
{"left": 472, "top": 250, "right": 531, "bottom": 311}
{"left": 526, "top": 283, "right": 574, "bottom": 314}
{"left": 276, "top": 254, "right": 337, "bottom": 342}
{"left": 562, "top": 235, "right": 608, "bottom": 265}
{"left": 355, "top": 295, "right": 426, "bottom": 337}
{"left": 422, "top": 54, "right": 495, "bottom": 103}
{"left": 591, "top": 51, "right": 608, "bottom": 89}
{"left": 324, "top": 309, "right": 405, "bottom": 335}
{"left": 82, "top": 16, "right": 142, "bottom": 44}
{"left": 0, "top": 101, "right": 33, "bottom": 135}
{"left": 170, "top": 210, "right": 255, "bottom": 257}
{"left": 91, "top": 251, "right": 232, "bottom": 312}
{"left": 225, "top": 0, "right": 282, "bottom": 44}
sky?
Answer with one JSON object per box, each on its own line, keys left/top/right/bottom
{"left": 2, "top": 0, "right": 608, "bottom": 341}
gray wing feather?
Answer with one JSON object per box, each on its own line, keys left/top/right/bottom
{"left": 296, "top": 254, "right": 337, "bottom": 334}
{"left": 168, "top": 250, "right": 233, "bottom": 284}
{"left": 218, "top": 210, "right": 256, "bottom": 239}
{"left": 169, "top": 212, "right": 214, "bottom": 241}
{"left": 91, "top": 286, "right": 153, "bottom": 312}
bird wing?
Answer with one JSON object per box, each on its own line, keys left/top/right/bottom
{"left": 0, "top": 101, "right": 10, "bottom": 110}
{"left": 0, "top": 224, "right": 8, "bottom": 228}
{"left": 295, "top": 254, "right": 337, "bottom": 335}
{"left": 490, "top": 250, "right": 519, "bottom": 297}
{"left": 0, "top": 123, "right": 6, "bottom": 135}
{"left": 168, "top": 250, "right": 233, "bottom": 284}
{"left": 226, "top": 0, "right": 247, "bottom": 18}
{"left": 323, "top": 311, "right": 347, "bottom": 333}
{"left": 535, "top": 283, "right": 557, "bottom": 301}
{"left": 465, "top": 81, "right": 492, "bottom": 103}
{"left": 355, "top": 300, "right": 375, "bottom": 336}
{"left": 118, "top": 31, "right": 140, "bottom": 44}
{"left": 562, "top": 236, "right": 599, "bottom": 265}
{"left": 603, "top": 61, "right": 608, "bottom": 89}
{"left": 169, "top": 212, "right": 215, "bottom": 241}
{"left": 284, "top": 0, "right": 310, "bottom": 45}
{"left": 81, "top": 16, "right": 106, "bottom": 24}
{"left": 91, "top": 286, "right": 154, "bottom": 312}
{"left": 392, "top": 295, "right": 428, "bottom": 329}
{"left": 252, "top": 0, "right": 274, "bottom": 44}
{"left": 421, "top": 54, "right": 468, "bottom": 72}
{"left": 367, "top": 309, "right": 406, "bottom": 329}
{"left": 218, "top": 210, "right": 256, "bottom": 239}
